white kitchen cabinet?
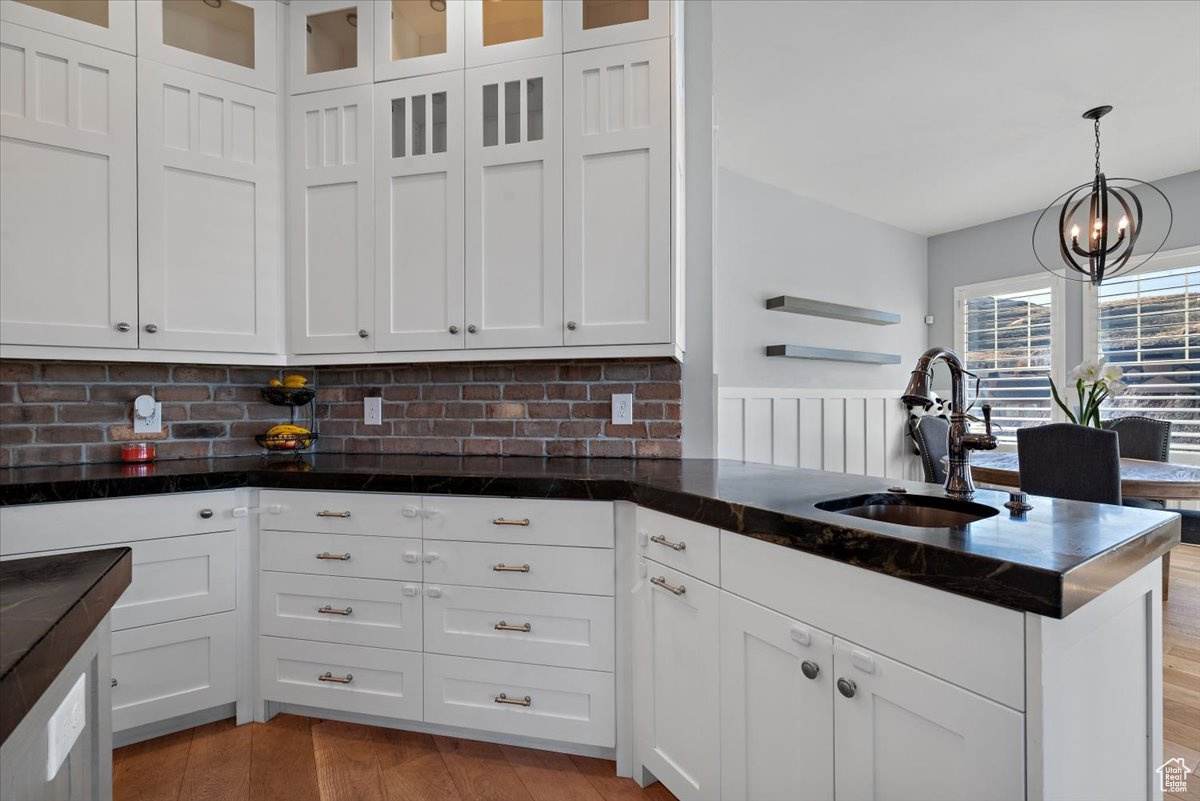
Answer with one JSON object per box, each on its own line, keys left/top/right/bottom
{"left": 719, "top": 592, "right": 834, "bottom": 801}
{"left": 0, "top": 23, "right": 138, "bottom": 349}
{"left": 465, "top": 55, "right": 563, "bottom": 348}
{"left": 0, "top": 0, "right": 136, "bottom": 54}
{"left": 633, "top": 559, "right": 720, "bottom": 801}
{"left": 374, "top": 72, "right": 465, "bottom": 351}
{"left": 289, "top": 0, "right": 373, "bottom": 95}
{"left": 832, "top": 638, "right": 1024, "bottom": 801}
{"left": 137, "top": 0, "right": 277, "bottom": 92}
{"left": 562, "top": 0, "right": 669, "bottom": 52}
{"left": 563, "top": 38, "right": 670, "bottom": 346}
{"left": 374, "top": 0, "right": 464, "bottom": 81}
{"left": 287, "top": 84, "right": 374, "bottom": 354}
{"left": 465, "top": 0, "right": 562, "bottom": 68}
{"left": 138, "top": 60, "right": 280, "bottom": 354}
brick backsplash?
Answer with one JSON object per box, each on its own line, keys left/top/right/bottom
{"left": 0, "top": 359, "right": 682, "bottom": 467}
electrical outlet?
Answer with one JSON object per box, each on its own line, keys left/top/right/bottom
{"left": 363, "top": 397, "right": 382, "bottom": 426}
{"left": 612, "top": 393, "right": 633, "bottom": 425}
{"left": 133, "top": 394, "right": 162, "bottom": 434}
{"left": 46, "top": 673, "right": 86, "bottom": 781}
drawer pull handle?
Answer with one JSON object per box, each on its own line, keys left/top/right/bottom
{"left": 651, "top": 576, "right": 686, "bottom": 596}
{"left": 492, "top": 563, "right": 531, "bottom": 573}
{"left": 495, "top": 693, "right": 532, "bottom": 707}
{"left": 316, "top": 552, "right": 352, "bottom": 561}
{"left": 492, "top": 518, "right": 530, "bottom": 527}
{"left": 494, "top": 620, "right": 532, "bottom": 633}
{"left": 318, "top": 672, "right": 354, "bottom": 684}
{"left": 649, "top": 534, "right": 686, "bottom": 552}
{"left": 318, "top": 605, "right": 353, "bottom": 616}
{"left": 317, "top": 510, "right": 352, "bottom": 518}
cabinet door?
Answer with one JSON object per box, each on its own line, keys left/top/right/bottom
{"left": 0, "top": 0, "right": 136, "bottom": 54}
{"left": 633, "top": 559, "right": 719, "bottom": 801}
{"left": 562, "top": 0, "right": 669, "bottom": 52}
{"left": 465, "top": 0, "right": 562, "bottom": 68}
{"left": 288, "top": 84, "right": 374, "bottom": 354}
{"left": 719, "top": 591, "right": 834, "bottom": 801}
{"left": 374, "top": 0, "right": 464, "bottom": 81}
{"left": 289, "top": 0, "right": 374, "bottom": 95}
{"left": 137, "top": 0, "right": 277, "bottom": 92}
{"left": 465, "top": 56, "right": 562, "bottom": 348}
{"left": 832, "top": 639, "right": 1024, "bottom": 801}
{"left": 563, "top": 39, "right": 670, "bottom": 345}
{"left": 138, "top": 60, "right": 280, "bottom": 353}
{"left": 374, "top": 73, "right": 465, "bottom": 351}
{"left": 0, "top": 23, "right": 137, "bottom": 348}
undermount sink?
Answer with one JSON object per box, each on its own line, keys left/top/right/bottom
{"left": 815, "top": 493, "right": 999, "bottom": 528}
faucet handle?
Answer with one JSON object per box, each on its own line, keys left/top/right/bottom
{"left": 981, "top": 403, "right": 993, "bottom": 435}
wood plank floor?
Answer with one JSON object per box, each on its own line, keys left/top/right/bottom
{"left": 113, "top": 545, "right": 1200, "bottom": 801}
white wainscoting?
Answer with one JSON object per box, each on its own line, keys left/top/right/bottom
{"left": 717, "top": 388, "right": 919, "bottom": 481}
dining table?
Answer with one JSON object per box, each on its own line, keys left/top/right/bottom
{"left": 961, "top": 450, "right": 1200, "bottom": 501}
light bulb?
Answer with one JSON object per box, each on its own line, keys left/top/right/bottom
{"left": 1071, "top": 225, "right": 1080, "bottom": 241}
{"left": 1119, "top": 215, "right": 1129, "bottom": 232}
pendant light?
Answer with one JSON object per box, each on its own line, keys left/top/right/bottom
{"left": 1032, "top": 106, "right": 1173, "bottom": 286}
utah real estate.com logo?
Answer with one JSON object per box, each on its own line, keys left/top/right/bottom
{"left": 1158, "top": 757, "right": 1194, "bottom": 793}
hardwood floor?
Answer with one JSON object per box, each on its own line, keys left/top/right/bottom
{"left": 113, "top": 546, "right": 1200, "bottom": 801}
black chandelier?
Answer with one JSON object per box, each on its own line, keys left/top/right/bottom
{"left": 1032, "top": 105, "right": 1173, "bottom": 286}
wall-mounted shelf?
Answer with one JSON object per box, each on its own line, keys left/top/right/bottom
{"left": 765, "top": 296, "right": 900, "bottom": 326}
{"left": 765, "top": 345, "right": 901, "bottom": 365}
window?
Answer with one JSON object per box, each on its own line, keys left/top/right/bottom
{"left": 955, "top": 275, "right": 1063, "bottom": 443}
{"left": 1085, "top": 247, "right": 1200, "bottom": 458}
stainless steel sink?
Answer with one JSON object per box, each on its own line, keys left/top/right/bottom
{"left": 814, "top": 493, "right": 999, "bottom": 528}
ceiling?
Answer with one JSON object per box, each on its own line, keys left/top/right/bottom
{"left": 712, "top": 0, "right": 1200, "bottom": 236}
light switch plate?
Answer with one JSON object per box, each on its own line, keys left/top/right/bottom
{"left": 363, "top": 397, "right": 382, "bottom": 426}
{"left": 612, "top": 393, "right": 633, "bottom": 425}
{"left": 47, "top": 673, "right": 86, "bottom": 781}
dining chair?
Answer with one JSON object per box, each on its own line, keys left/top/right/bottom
{"left": 909, "top": 415, "right": 950, "bottom": 485}
{"left": 1102, "top": 416, "right": 1171, "bottom": 462}
{"left": 1016, "top": 424, "right": 1122, "bottom": 505}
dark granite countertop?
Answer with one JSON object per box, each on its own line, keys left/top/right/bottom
{"left": 0, "top": 454, "right": 1181, "bottom": 618}
{"left": 0, "top": 547, "right": 131, "bottom": 744}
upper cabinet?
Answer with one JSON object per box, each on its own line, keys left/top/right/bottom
{"left": 465, "top": 0, "right": 561, "bottom": 68}
{"left": 138, "top": 0, "right": 277, "bottom": 92}
{"left": 0, "top": 23, "right": 138, "bottom": 349}
{"left": 289, "top": 0, "right": 373, "bottom": 94}
{"left": 562, "top": 0, "right": 669, "bottom": 52}
{"left": 0, "top": 0, "right": 136, "bottom": 54}
{"left": 374, "top": 0, "right": 464, "bottom": 81}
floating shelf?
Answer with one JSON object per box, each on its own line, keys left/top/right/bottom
{"left": 765, "top": 345, "right": 901, "bottom": 365}
{"left": 765, "top": 296, "right": 900, "bottom": 326}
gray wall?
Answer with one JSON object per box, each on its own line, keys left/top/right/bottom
{"left": 715, "top": 169, "right": 929, "bottom": 388}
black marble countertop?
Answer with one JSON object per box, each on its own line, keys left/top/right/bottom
{"left": 0, "top": 454, "right": 1181, "bottom": 618}
{"left": 0, "top": 547, "right": 131, "bottom": 744}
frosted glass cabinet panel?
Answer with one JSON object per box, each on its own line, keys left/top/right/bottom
{"left": 288, "top": 85, "right": 374, "bottom": 354}
{"left": 374, "top": 74, "right": 465, "bottom": 351}
{"left": 465, "top": 0, "right": 561, "bottom": 68}
{"left": 138, "top": 0, "right": 277, "bottom": 92}
{"left": 563, "top": 0, "right": 669, "bottom": 52}
{"left": 465, "top": 56, "right": 562, "bottom": 348}
{"left": 374, "top": 0, "right": 463, "bottom": 81}
{"left": 1, "top": 0, "right": 136, "bottom": 54}
{"left": 137, "top": 60, "right": 280, "bottom": 353}
{"left": 289, "top": 0, "right": 373, "bottom": 95}
{"left": 0, "top": 24, "right": 138, "bottom": 348}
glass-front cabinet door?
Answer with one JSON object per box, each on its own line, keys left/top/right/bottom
{"left": 289, "top": 0, "right": 373, "bottom": 94}
{"left": 562, "top": 0, "right": 669, "bottom": 52}
{"left": 465, "top": 0, "right": 561, "bottom": 68}
{"left": 137, "top": 0, "right": 277, "bottom": 92}
{"left": 0, "top": 0, "right": 136, "bottom": 54}
{"left": 374, "top": 0, "right": 464, "bottom": 81}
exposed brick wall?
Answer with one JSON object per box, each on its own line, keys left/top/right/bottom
{"left": 0, "top": 358, "right": 682, "bottom": 467}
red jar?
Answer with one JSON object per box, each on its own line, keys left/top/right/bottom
{"left": 120, "top": 442, "right": 156, "bottom": 463}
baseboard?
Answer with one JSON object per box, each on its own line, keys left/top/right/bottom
{"left": 113, "top": 703, "right": 236, "bottom": 748}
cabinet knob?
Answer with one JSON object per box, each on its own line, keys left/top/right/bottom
{"left": 801, "top": 660, "right": 820, "bottom": 680}
{"left": 427, "top": 586, "right": 442, "bottom": 598}
{"left": 467, "top": 324, "right": 477, "bottom": 334}
{"left": 358, "top": 329, "right": 369, "bottom": 338}
{"left": 448, "top": 325, "right": 459, "bottom": 334}
{"left": 567, "top": 320, "right": 577, "bottom": 331}
{"left": 836, "top": 677, "right": 857, "bottom": 698}
{"left": 199, "top": 508, "right": 214, "bottom": 519}
{"left": 144, "top": 323, "right": 158, "bottom": 334}
{"left": 111, "top": 678, "right": 118, "bottom": 688}
{"left": 115, "top": 322, "right": 131, "bottom": 333}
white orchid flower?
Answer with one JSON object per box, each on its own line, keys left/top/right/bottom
{"left": 1106, "top": 380, "right": 1128, "bottom": 396}
{"left": 1068, "top": 359, "right": 1103, "bottom": 382}
{"left": 1101, "top": 362, "right": 1124, "bottom": 384}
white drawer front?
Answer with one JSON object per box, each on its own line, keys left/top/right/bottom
{"left": 259, "top": 572, "right": 422, "bottom": 651}
{"left": 424, "top": 585, "right": 614, "bottom": 671}
{"left": 422, "top": 540, "right": 614, "bottom": 596}
{"left": 0, "top": 491, "right": 236, "bottom": 555}
{"left": 424, "top": 654, "right": 615, "bottom": 747}
{"left": 260, "top": 530, "right": 422, "bottom": 581}
{"left": 423, "top": 497, "right": 613, "bottom": 548}
{"left": 259, "top": 637, "right": 423, "bottom": 720}
{"left": 114, "top": 532, "right": 237, "bottom": 630}
{"left": 635, "top": 507, "right": 720, "bottom": 585}
{"left": 260, "top": 490, "right": 423, "bottom": 537}
{"left": 111, "top": 613, "right": 236, "bottom": 733}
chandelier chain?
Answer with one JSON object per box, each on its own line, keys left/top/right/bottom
{"left": 1094, "top": 118, "right": 1102, "bottom": 177}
